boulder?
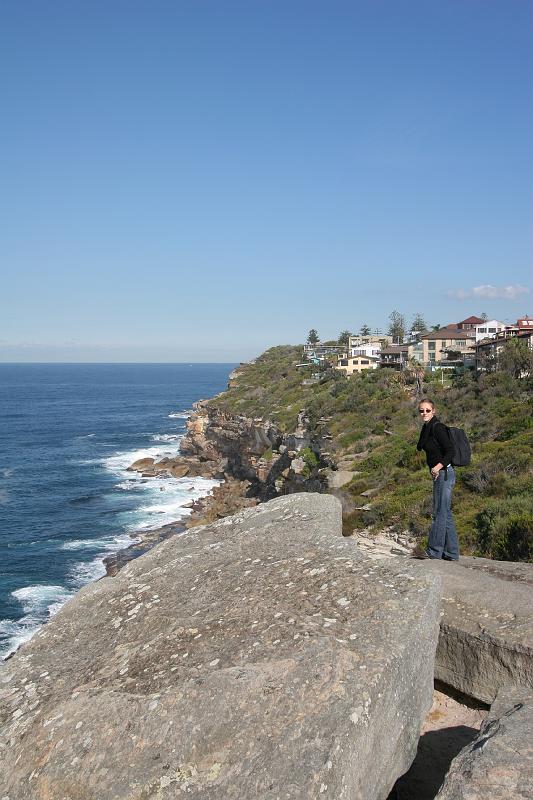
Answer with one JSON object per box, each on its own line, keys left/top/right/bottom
{"left": 436, "top": 684, "right": 533, "bottom": 799}
{"left": 410, "top": 556, "right": 533, "bottom": 704}
{"left": 127, "top": 457, "right": 155, "bottom": 471}
{"left": 327, "top": 470, "right": 358, "bottom": 489}
{"left": 0, "top": 494, "right": 441, "bottom": 800}
{"left": 169, "top": 464, "right": 190, "bottom": 478}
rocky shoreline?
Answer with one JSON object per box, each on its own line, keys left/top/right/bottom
{"left": 104, "top": 397, "right": 334, "bottom": 576}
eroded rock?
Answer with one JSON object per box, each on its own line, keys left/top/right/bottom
{"left": 410, "top": 557, "right": 533, "bottom": 704}
{"left": 0, "top": 494, "right": 441, "bottom": 800}
{"left": 436, "top": 684, "right": 533, "bottom": 799}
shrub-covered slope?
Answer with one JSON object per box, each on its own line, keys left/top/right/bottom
{"left": 210, "top": 346, "right": 533, "bottom": 561}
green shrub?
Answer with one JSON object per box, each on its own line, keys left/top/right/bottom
{"left": 475, "top": 496, "right": 533, "bottom": 561}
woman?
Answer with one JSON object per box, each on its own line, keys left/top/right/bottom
{"left": 415, "top": 398, "right": 459, "bottom": 560}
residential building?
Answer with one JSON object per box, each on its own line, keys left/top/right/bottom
{"left": 517, "top": 316, "right": 533, "bottom": 331}
{"left": 349, "top": 342, "right": 383, "bottom": 359}
{"left": 474, "top": 320, "right": 506, "bottom": 342}
{"left": 457, "top": 316, "right": 485, "bottom": 331}
{"left": 475, "top": 326, "right": 533, "bottom": 371}
{"left": 303, "top": 343, "right": 345, "bottom": 362}
{"left": 420, "top": 328, "right": 476, "bottom": 367}
{"left": 379, "top": 345, "right": 412, "bottom": 370}
{"left": 336, "top": 354, "right": 380, "bottom": 375}
{"left": 348, "top": 334, "right": 393, "bottom": 349}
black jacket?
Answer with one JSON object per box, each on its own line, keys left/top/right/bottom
{"left": 417, "top": 416, "right": 454, "bottom": 469}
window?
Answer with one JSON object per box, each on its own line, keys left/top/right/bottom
{"left": 340, "top": 359, "right": 348, "bottom": 366}
{"left": 361, "top": 360, "right": 369, "bottom": 364}
{"left": 488, "top": 328, "right": 496, "bottom": 333}
{"left": 428, "top": 341, "right": 436, "bottom": 350}
{"left": 478, "top": 327, "right": 486, "bottom": 333}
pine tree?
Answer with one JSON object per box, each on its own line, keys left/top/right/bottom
{"left": 388, "top": 310, "right": 406, "bottom": 344}
{"left": 338, "top": 330, "right": 351, "bottom": 347}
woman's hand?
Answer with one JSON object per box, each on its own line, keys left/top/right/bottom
{"left": 431, "top": 463, "right": 444, "bottom": 480}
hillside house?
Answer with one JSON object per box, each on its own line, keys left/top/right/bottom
{"left": 457, "top": 315, "right": 485, "bottom": 331}
{"left": 336, "top": 354, "right": 380, "bottom": 375}
{"left": 420, "top": 328, "right": 476, "bottom": 367}
{"left": 379, "top": 345, "right": 412, "bottom": 369}
{"left": 475, "top": 322, "right": 533, "bottom": 371}
{"left": 474, "top": 319, "right": 506, "bottom": 342}
{"left": 348, "top": 334, "right": 393, "bottom": 349}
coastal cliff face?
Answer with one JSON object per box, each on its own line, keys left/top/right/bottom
{"left": 179, "top": 400, "right": 329, "bottom": 500}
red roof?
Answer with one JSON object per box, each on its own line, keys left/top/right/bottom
{"left": 458, "top": 316, "right": 485, "bottom": 325}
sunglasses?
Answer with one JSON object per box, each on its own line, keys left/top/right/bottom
{"left": 419, "top": 409, "right": 433, "bottom": 414}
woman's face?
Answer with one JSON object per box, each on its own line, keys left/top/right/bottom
{"left": 418, "top": 403, "right": 435, "bottom": 423}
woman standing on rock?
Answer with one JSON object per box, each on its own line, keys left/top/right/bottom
{"left": 415, "top": 399, "right": 459, "bottom": 561}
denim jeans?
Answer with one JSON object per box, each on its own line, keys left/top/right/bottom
{"left": 427, "top": 466, "right": 459, "bottom": 560}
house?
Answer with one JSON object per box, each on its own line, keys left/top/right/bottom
{"left": 348, "top": 334, "right": 393, "bottom": 350}
{"left": 517, "top": 316, "right": 533, "bottom": 331}
{"left": 349, "top": 342, "right": 383, "bottom": 359}
{"left": 474, "top": 320, "right": 506, "bottom": 342}
{"left": 457, "top": 316, "right": 485, "bottom": 331}
{"left": 379, "top": 345, "right": 412, "bottom": 370}
{"left": 475, "top": 322, "right": 533, "bottom": 371}
{"left": 336, "top": 354, "right": 380, "bottom": 375}
{"left": 303, "top": 343, "right": 345, "bottom": 362}
{"left": 419, "top": 328, "right": 476, "bottom": 367}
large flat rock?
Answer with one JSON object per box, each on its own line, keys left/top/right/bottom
{"left": 410, "top": 556, "right": 533, "bottom": 704}
{"left": 436, "top": 684, "right": 533, "bottom": 799}
{"left": 0, "top": 494, "right": 441, "bottom": 800}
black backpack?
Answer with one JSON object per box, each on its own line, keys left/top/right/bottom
{"left": 446, "top": 426, "right": 471, "bottom": 467}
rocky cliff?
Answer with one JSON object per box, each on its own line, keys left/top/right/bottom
{"left": 127, "top": 401, "right": 332, "bottom": 529}
{"left": 179, "top": 401, "right": 329, "bottom": 497}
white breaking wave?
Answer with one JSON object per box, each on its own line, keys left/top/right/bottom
{"left": 0, "top": 584, "right": 75, "bottom": 660}
{"left": 61, "top": 532, "right": 134, "bottom": 552}
{"left": 167, "top": 411, "right": 191, "bottom": 419}
{"left": 120, "top": 476, "right": 218, "bottom": 531}
{"left": 103, "top": 443, "right": 182, "bottom": 475}
{"left": 151, "top": 433, "right": 182, "bottom": 443}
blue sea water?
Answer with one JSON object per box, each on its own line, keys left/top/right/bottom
{"left": 0, "top": 363, "right": 235, "bottom": 659}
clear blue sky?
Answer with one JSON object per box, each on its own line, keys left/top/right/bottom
{"left": 1, "top": 0, "right": 531, "bottom": 362}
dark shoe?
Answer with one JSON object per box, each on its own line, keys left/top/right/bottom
{"left": 442, "top": 554, "right": 459, "bottom": 561}
{"left": 412, "top": 547, "right": 431, "bottom": 559}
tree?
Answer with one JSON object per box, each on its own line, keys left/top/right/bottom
{"left": 307, "top": 329, "right": 319, "bottom": 345}
{"left": 388, "top": 310, "right": 406, "bottom": 344}
{"left": 411, "top": 313, "right": 428, "bottom": 333}
{"left": 338, "top": 330, "right": 351, "bottom": 347}
{"left": 481, "top": 312, "right": 488, "bottom": 321}
{"left": 360, "top": 324, "right": 371, "bottom": 336}
{"left": 498, "top": 337, "right": 533, "bottom": 378}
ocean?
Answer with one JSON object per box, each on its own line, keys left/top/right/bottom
{"left": 0, "top": 362, "right": 235, "bottom": 660}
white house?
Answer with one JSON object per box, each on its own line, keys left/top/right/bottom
{"left": 474, "top": 320, "right": 506, "bottom": 342}
{"left": 349, "top": 342, "right": 382, "bottom": 359}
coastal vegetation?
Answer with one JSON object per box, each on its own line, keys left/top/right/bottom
{"left": 209, "top": 345, "right": 533, "bottom": 561}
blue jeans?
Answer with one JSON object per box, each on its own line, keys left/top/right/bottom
{"left": 428, "top": 466, "right": 459, "bottom": 560}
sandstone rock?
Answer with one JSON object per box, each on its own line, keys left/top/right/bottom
{"left": 0, "top": 494, "right": 441, "bottom": 800}
{"left": 169, "top": 464, "right": 190, "bottom": 478}
{"left": 290, "top": 456, "right": 306, "bottom": 474}
{"left": 410, "top": 556, "right": 533, "bottom": 704}
{"left": 327, "top": 470, "right": 357, "bottom": 489}
{"left": 127, "top": 457, "right": 155, "bottom": 471}
{"left": 436, "top": 684, "right": 533, "bottom": 799}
